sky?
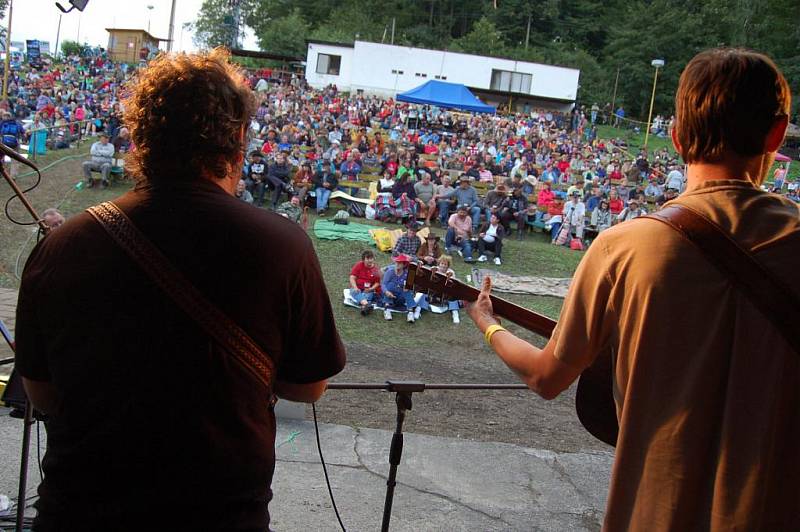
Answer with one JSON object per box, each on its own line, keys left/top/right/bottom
{"left": 6, "top": 0, "right": 257, "bottom": 54}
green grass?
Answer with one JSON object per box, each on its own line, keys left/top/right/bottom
{"left": 309, "top": 218, "right": 583, "bottom": 349}
{"left": 594, "top": 124, "right": 799, "bottom": 183}
{"left": 595, "top": 124, "right": 677, "bottom": 156}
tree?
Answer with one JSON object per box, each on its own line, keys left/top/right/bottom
{"left": 308, "top": 2, "right": 384, "bottom": 44}
{"left": 60, "top": 40, "right": 87, "bottom": 57}
{"left": 193, "top": 0, "right": 257, "bottom": 49}
{"left": 449, "top": 16, "right": 506, "bottom": 56}
{"left": 248, "top": 9, "right": 309, "bottom": 58}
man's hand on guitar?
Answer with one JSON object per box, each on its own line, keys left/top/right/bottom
{"left": 466, "top": 276, "right": 500, "bottom": 332}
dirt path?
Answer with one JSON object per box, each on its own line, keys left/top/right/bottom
{"left": 315, "top": 341, "right": 611, "bottom": 454}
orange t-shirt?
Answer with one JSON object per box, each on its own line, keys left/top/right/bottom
{"left": 551, "top": 180, "right": 800, "bottom": 530}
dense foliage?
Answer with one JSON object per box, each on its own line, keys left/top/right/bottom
{"left": 193, "top": 0, "right": 800, "bottom": 120}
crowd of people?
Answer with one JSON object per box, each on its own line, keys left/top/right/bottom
{"left": 234, "top": 72, "right": 708, "bottom": 267}
{"left": 0, "top": 52, "right": 131, "bottom": 154}
{"left": 3, "top": 51, "right": 797, "bottom": 269}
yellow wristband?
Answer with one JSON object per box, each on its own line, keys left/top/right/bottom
{"left": 484, "top": 324, "right": 507, "bottom": 347}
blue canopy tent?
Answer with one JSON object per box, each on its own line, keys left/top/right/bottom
{"left": 396, "top": 80, "right": 496, "bottom": 114}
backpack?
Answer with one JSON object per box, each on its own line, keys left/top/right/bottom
{"left": 0, "top": 121, "right": 21, "bottom": 148}
{"left": 346, "top": 201, "right": 365, "bottom": 218}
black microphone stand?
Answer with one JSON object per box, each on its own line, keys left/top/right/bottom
{"left": 326, "top": 381, "right": 529, "bottom": 531}
{"left": 0, "top": 143, "right": 49, "bottom": 532}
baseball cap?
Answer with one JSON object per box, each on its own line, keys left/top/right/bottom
{"left": 393, "top": 254, "right": 411, "bottom": 263}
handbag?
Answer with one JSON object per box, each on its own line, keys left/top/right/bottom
{"left": 86, "top": 202, "right": 276, "bottom": 394}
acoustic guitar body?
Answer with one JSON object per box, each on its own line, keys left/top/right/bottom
{"left": 575, "top": 347, "right": 619, "bottom": 447}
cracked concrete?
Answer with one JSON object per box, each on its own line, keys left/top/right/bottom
{"left": 271, "top": 419, "right": 612, "bottom": 531}
{"left": 0, "top": 411, "right": 613, "bottom": 530}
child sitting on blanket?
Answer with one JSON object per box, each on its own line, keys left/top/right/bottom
{"left": 349, "top": 250, "right": 382, "bottom": 316}
{"left": 418, "top": 255, "right": 462, "bottom": 324}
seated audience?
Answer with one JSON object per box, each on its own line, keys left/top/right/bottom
{"left": 275, "top": 195, "right": 303, "bottom": 223}
{"left": 418, "top": 255, "right": 462, "bottom": 323}
{"left": 349, "top": 250, "right": 382, "bottom": 315}
{"left": 445, "top": 204, "right": 475, "bottom": 262}
{"left": 590, "top": 198, "right": 613, "bottom": 232}
{"left": 380, "top": 254, "right": 420, "bottom": 323}
{"left": 82, "top": 133, "right": 115, "bottom": 188}
{"left": 235, "top": 179, "right": 253, "bottom": 203}
{"left": 392, "top": 222, "right": 422, "bottom": 258}
{"left": 477, "top": 213, "right": 506, "bottom": 265}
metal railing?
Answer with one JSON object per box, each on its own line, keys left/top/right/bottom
{"left": 22, "top": 119, "right": 102, "bottom": 161}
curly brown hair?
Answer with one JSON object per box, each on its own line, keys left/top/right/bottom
{"left": 123, "top": 49, "right": 255, "bottom": 184}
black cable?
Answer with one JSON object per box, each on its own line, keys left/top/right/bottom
{"left": 3, "top": 164, "right": 43, "bottom": 227}
{"left": 311, "top": 402, "right": 347, "bottom": 532}
{"left": 36, "top": 420, "right": 44, "bottom": 481}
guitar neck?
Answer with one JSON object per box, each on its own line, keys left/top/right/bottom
{"left": 406, "top": 264, "right": 556, "bottom": 338}
{"left": 460, "top": 284, "right": 557, "bottom": 338}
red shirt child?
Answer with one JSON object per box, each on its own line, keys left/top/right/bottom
{"left": 350, "top": 258, "right": 381, "bottom": 293}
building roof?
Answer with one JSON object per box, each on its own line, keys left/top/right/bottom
{"left": 306, "top": 39, "right": 579, "bottom": 74}
{"left": 105, "top": 28, "right": 168, "bottom": 42}
{"left": 306, "top": 39, "right": 355, "bottom": 49}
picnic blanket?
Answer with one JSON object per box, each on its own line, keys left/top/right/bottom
{"left": 472, "top": 268, "right": 572, "bottom": 298}
{"left": 343, "top": 289, "right": 427, "bottom": 313}
{"left": 313, "top": 219, "right": 376, "bottom": 243}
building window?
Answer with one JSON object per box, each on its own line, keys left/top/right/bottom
{"left": 490, "top": 69, "right": 532, "bottom": 93}
{"left": 316, "top": 53, "right": 341, "bottom": 76}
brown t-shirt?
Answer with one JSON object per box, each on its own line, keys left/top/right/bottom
{"left": 551, "top": 180, "right": 800, "bottom": 530}
{"left": 15, "top": 179, "right": 346, "bottom": 530}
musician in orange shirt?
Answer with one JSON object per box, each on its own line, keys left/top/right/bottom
{"left": 468, "top": 48, "right": 799, "bottom": 530}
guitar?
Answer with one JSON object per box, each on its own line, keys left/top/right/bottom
{"left": 405, "top": 262, "right": 618, "bottom": 447}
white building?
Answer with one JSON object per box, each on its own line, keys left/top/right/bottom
{"left": 305, "top": 40, "right": 580, "bottom": 112}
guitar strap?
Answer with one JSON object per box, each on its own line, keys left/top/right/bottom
{"left": 646, "top": 204, "right": 800, "bottom": 355}
{"left": 86, "top": 201, "right": 277, "bottom": 396}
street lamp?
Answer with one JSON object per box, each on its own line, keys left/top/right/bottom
{"left": 644, "top": 58, "right": 665, "bottom": 150}
{"left": 147, "top": 5, "right": 154, "bottom": 34}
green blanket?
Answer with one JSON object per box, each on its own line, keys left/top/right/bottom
{"left": 313, "top": 219, "right": 376, "bottom": 244}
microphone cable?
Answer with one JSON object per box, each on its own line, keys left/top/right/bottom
{"left": 311, "top": 402, "right": 347, "bottom": 532}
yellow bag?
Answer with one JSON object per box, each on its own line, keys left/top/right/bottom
{"left": 370, "top": 229, "right": 393, "bottom": 252}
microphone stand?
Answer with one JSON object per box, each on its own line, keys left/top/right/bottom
{"left": 0, "top": 142, "right": 48, "bottom": 532}
{"left": 326, "top": 381, "right": 529, "bottom": 531}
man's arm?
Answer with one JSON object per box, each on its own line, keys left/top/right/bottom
{"left": 275, "top": 379, "right": 328, "bottom": 403}
{"left": 22, "top": 378, "right": 60, "bottom": 415}
{"left": 467, "top": 277, "right": 581, "bottom": 400}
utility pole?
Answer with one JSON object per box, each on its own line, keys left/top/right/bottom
{"left": 390, "top": 17, "right": 396, "bottom": 45}
{"left": 54, "top": 14, "right": 63, "bottom": 60}
{"left": 167, "top": 0, "right": 177, "bottom": 52}
{"left": 231, "top": 0, "right": 241, "bottom": 49}
{"left": 610, "top": 67, "right": 620, "bottom": 122}
{"left": 3, "top": 0, "right": 13, "bottom": 101}
{"left": 524, "top": 13, "right": 532, "bottom": 49}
